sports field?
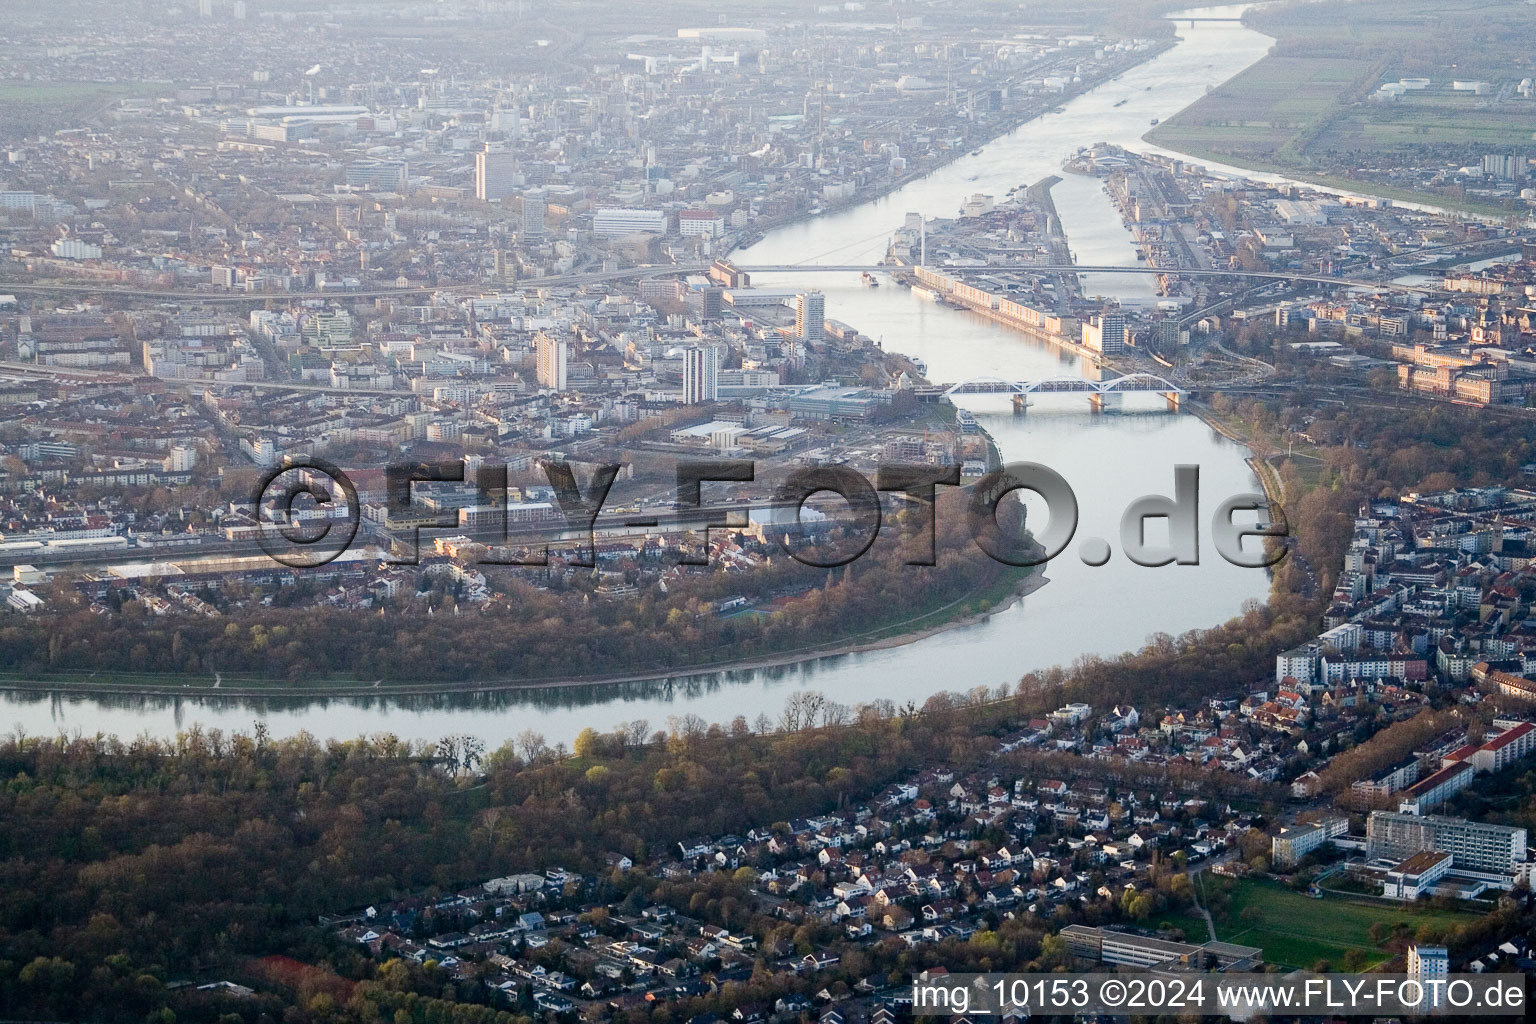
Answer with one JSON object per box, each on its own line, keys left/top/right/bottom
{"left": 1201, "top": 877, "right": 1478, "bottom": 970}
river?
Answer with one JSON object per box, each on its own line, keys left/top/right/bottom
{"left": 3, "top": 5, "right": 1279, "bottom": 747}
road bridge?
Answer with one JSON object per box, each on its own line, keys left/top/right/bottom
{"left": 0, "top": 260, "right": 1438, "bottom": 306}
{"left": 915, "top": 372, "right": 1191, "bottom": 412}
{"left": 733, "top": 263, "right": 1433, "bottom": 293}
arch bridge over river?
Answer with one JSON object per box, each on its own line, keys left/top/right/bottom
{"left": 916, "top": 372, "right": 1191, "bottom": 412}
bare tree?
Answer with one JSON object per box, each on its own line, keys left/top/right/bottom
{"left": 780, "top": 690, "right": 828, "bottom": 732}
{"left": 436, "top": 733, "right": 487, "bottom": 773}
{"left": 515, "top": 728, "right": 549, "bottom": 764}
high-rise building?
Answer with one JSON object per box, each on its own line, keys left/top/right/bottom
{"left": 699, "top": 286, "right": 723, "bottom": 321}
{"left": 522, "top": 189, "right": 546, "bottom": 237}
{"left": 1082, "top": 313, "right": 1127, "bottom": 354}
{"left": 682, "top": 346, "right": 720, "bottom": 404}
{"left": 795, "top": 291, "right": 826, "bottom": 342}
{"left": 1366, "top": 810, "right": 1527, "bottom": 874}
{"left": 165, "top": 443, "right": 199, "bottom": 472}
{"left": 535, "top": 331, "right": 568, "bottom": 391}
{"left": 1156, "top": 318, "right": 1184, "bottom": 349}
{"left": 492, "top": 249, "right": 514, "bottom": 285}
{"left": 1407, "top": 945, "right": 1449, "bottom": 1007}
{"left": 475, "top": 147, "right": 518, "bottom": 202}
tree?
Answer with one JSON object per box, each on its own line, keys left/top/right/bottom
{"left": 573, "top": 728, "right": 603, "bottom": 760}
{"left": 516, "top": 730, "right": 549, "bottom": 763}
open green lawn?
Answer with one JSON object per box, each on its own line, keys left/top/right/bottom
{"left": 1203, "top": 877, "right": 1479, "bottom": 970}
{"left": 1149, "top": 56, "right": 1374, "bottom": 161}
{"left": 1324, "top": 99, "right": 1536, "bottom": 151}
{"left": 1145, "top": 905, "right": 1208, "bottom": 941}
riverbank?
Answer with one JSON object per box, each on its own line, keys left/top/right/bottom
{"left": 1143, "top": 139, "right": 1517, "bottom": 224}
{"left": 1188, "top": 400, "right": 1287, "bottom": 509}
{"left": 0, "top": 567, "right": 1050, "bottom": 701}
{"left": 723, "top": 39, "right": 1178, "bottom": 257}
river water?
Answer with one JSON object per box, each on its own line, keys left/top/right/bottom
{"left": 4, "top": 5, "right": 1279, "bottom": 747}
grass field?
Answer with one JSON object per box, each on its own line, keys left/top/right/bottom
{"left": 1320, "top": 86, "right": 1536, "bottom": 153}
{"left": 1198, "top": 877, "right": 1479, "bottom": 970}
{"left": 1149, "top": 55, "right": 1375, "bottom": 164}
{"left": 1149, "top": 0, "right": 1536, "bottom": 218}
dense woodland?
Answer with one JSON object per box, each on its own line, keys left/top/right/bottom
{"left": 2, "top": 397, "right": 1536, "bottom": 1021}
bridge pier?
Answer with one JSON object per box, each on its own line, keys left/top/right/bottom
{"left": 1012, "top": 394, "right": 1028, "bottom": 415}
{"left": 1088, "top": 392, "right": 1122, "bottom": 414}
{"left": 1164, "top": 391, "right": 1185, "bottom": 412}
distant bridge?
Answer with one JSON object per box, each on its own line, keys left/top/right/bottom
{"left": 733, "top": 264, "right": 1431, "bottom": 293}
{"left": 916, "top": 372, "right": 1190, "bottom": 412}
{"left": 0, "top": 260, "right": 1430, "bottom": 306}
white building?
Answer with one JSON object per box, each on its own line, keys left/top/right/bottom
{"left": 717, "top": 369, "right": 780, "bottom": 396}
{"left": 535, "top": 332, "right": 568, "bottom": 391}
{"left": 1383, "top": 850, "right": 1452, "bottom": 900}
{"left": 345, "top": 159, "right": 408, "bottom": 191}
{"left": 1471, "top": 721, "right": 1536, "bottom": 773}
{"left": 1082, "top": 314, "right": 1126, "bottom": 355}
{"left": 242, "top": 435, "right": 283, "bottom": 467}
{"left": 51, "top": 237, "right": 103, "bottom": 260}
{"left": 522, "top": 189, "right": 546, "bottom": 236}
{"left": 1049, "top": 702, "right": 1093, "bottom": 726}
{"left": 165, "top": 444, "right": 199, "bottom": 472}
{"left": 682, "top": 345, "right": 720, "bottom": 404}
{"left": 6, "top": 589, "right": 43, "bottom": 613}
{"left": 1407, "top": 944, "right": 1449, "bottom": 1007}
{"left": 300, "top": 310, "right": 353, "bottom": 347}
{"left": 795, "top": 291, "right": 826, "bottom": 341}
{"left": 679, "top": 209, "right": 725, "bottom": 238}
{"left": 475, "top": 148, "right": 518, "bottom": 202}
{"left": 593, "top": 208, "right": 667, "bottom": 237}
